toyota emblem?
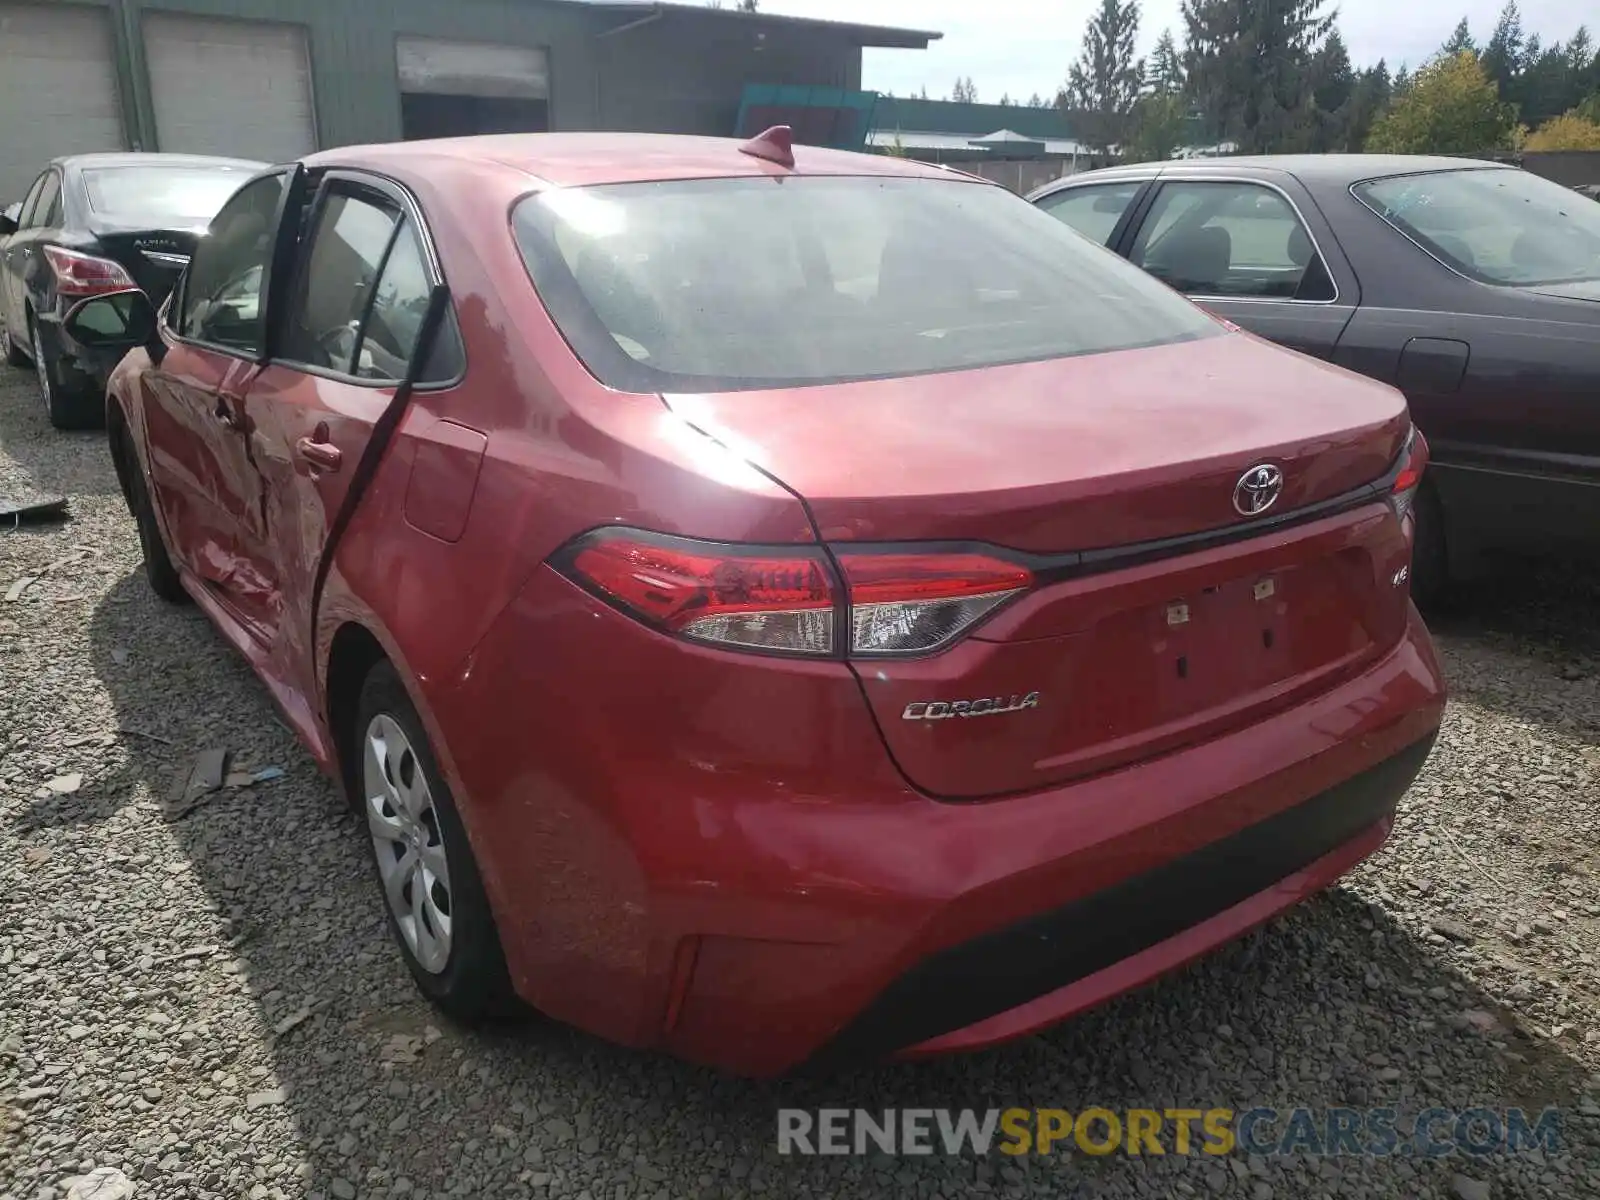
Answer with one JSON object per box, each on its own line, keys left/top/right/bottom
{"left": 1233, "top": 463, "right": 1284, "bottom": 516}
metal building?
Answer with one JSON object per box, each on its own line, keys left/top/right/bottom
{"left": 0, "top": 0, "right": 937, "bottom": 201}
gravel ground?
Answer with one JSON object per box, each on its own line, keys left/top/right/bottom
{"left": 3, "top": 360, "right": 1600, "bottom": 1200}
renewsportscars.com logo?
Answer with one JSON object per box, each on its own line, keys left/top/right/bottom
{"left": 777, "top": 1107, "right": 1563, "bottom": 1158}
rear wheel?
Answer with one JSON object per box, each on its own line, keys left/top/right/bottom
{"left": 356, "top": 662, "right": 518, "bottom": 1022}
{"left": 32, "top": 317, "right": 101, "bottom": 431}
{"left": 119, "top": 422, "right": 187, "bottom": 604}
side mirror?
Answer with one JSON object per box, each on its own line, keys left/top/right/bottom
{"left": 62, "top": 289, "right": 158, "bottom": 354}
{"left": 0, "top": 212, "right": 17, "bottom": 237}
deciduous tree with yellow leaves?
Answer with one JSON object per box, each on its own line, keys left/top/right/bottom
{"left": 1365, "top": 51, "right": 1517, "bottom": 154}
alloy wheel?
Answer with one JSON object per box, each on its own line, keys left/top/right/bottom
{"left": 363, "top": 713, "right": 454, "bottom": 974}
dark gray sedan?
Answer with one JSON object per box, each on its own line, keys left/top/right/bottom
{"left": 1031, "top": 155, "right": 1600, "bottom": 603}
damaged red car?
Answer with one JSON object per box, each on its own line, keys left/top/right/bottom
{"left": 76, "top": 129, "right": 1445, "bottom": 1076}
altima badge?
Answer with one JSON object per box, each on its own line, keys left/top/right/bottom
{"left": 903, "top": 692, "right": 1040, "bottom": 720}
{"left": 1234, "top": 463, "right": 1285, "bottom": 516}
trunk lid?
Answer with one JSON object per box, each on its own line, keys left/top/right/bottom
{"left": 666, "top": 332, "right": 1415, "bottom": 799}
{"left": 85, "top": 217, "right": 204, "bottom": 307}
{"left": 666, "top": 333, "right": 1408, "bottom": 550}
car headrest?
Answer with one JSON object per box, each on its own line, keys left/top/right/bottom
{"left": 1286, "top": 224, "right": 1313, "bottom": 269}
{"left": 1164, "top": 225, "right": 1232, "bottom": 292}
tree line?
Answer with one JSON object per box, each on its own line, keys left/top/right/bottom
{"left": 1055, "top": 0, "right": 1600, "bottom": 161}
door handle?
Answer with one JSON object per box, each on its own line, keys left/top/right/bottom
{"left": 296, "top": 436, "right": 342, "bottom": 473}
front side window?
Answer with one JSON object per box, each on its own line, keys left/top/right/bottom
{"left": 1130, "top": 181, "right": 1335, "bottom": 302}
{"left": 1036, "top": 181, "right": 1145, "bottom": 246}
{"left": 512, "top": 175, "right": 1218, "bottom": 392}
{"left": 178, "top": 173, "right": 287, "bottom": 353}
{"left": 1354, "top": 167, "right": 1600, "bottom": 287}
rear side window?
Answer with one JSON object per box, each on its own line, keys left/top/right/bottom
{"left": 1035, "top": 181, "right": 1144, "bottom": 246}
{"left": 280, "top": 183, "right": 461, "bottom": 383}
{"left": 282, "top": 191, "right": 399, "bottom": 373}
{"left": 30, "top": 172, "right": 62, "bottom": 229}
{"left": 512, "top": 175, "right": 1218, "bottom": 393}
{"left": 356, "top": 219, "right": 436, "bottom": 380}
{"left": 17, "top": 173, "right": 48, "bottom": 228}
{"left": 1130, "top": 181, "right": 1336, "bottom": 302}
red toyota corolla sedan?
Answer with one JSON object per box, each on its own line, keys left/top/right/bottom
{"left": 69, "top": 130, "right": 1445, "bottom": 1076}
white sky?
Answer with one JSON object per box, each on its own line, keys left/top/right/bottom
{"left": 758, "top": 0, "right": 1595, "bottom": 103}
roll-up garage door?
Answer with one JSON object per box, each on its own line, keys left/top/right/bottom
{"left": 396, "top": 38, "right": 549, "bottom": 139}
{"left": 143, "top": 14, "right": 316, "bottom": 163}
{"left": 0, "top": 4, "right": 125, "bottom": 204}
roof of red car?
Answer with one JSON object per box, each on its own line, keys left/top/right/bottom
{"left": 307, "top": 132, "right": 974, "bottom": 189}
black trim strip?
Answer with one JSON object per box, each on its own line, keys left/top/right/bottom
{"left": 807, "top": 732, "right": 1436, "bottom": 1067}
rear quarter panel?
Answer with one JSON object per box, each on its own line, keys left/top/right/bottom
{"left": 311, "top": 161, "right": 819, "bottom": 896}
{"left": 1317, "top": 178, "right": 1600, "bottom": 553}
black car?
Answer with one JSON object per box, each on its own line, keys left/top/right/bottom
{"left": 1030, "top": 155, "right": 1600, "bottom": 603}
{"left": 1, "top": 152, "right": 263, "bottom": 429}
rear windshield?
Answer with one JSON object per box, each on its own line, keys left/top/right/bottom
{"left": 512, "top": 175, "right": 1219, "bottom": 392}
{"left": 83, "top": 166, "right": 253, "bottom": 223}
{"left": 1354, "top": 168, "right": 1600, "bottom": 287}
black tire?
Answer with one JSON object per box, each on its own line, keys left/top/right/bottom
{"left": 32, "top": 317, "right": 102, "bottom": 431}
{"left": 119, "top": 423, "right": 188, "bottom": 604}
{"left": 354, "top": 662, "right": 519, "bottom": 1022}
{"left": 1410, "top": 482, "right": 1450, "bottom": 612}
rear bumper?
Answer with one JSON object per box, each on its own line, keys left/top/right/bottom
{"left": 817, "top": 732, "right": 1433, "bottom": 1066}
{"left": 437, "top": 574, "right": 1445, "bottom": 1077}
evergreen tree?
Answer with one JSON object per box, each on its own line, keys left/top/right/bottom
{"left": 1345, "top": 60, "right": 1393, "bottom": 150}
{"left": 1182, "top": 0, "right": 1336, "bottom": 152}
{"left": 1480, "top": 2, "right": 1524, "bottom": 93}
{"left": 1308, "top": 28, "right": 1356, "bottom": 149}
{"left": 1126, "top": 93, "right": 1191, "bottom": 161}
{"left": 1065, "top": 0, "right": 1144, "bottom": 152}
{"left": 1027, "top": 92, "right": 1048, "bottom": 107}
{"left": 1513, "top": 39, "right": 1578, "bottom": 125}
{"left": 1440, "top": 18, "right": 1475, "bottom": 58}
{"left": 951, "top": 77, "right": 979, "bottom": 103}
{"left": 1148, "top": 28, "right": 1186, "bottom": 95}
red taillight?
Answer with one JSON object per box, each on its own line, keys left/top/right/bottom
{"left": 1389, "top": 427, "right": 1429, "bottom": 524}
{"left": 836, "top": 551, "right": 1033, "bottom": 655}
{"left": 558, "top": 530, "right": 1034, "bottom": 658}
{"left": 566, "top": 530, "right": 835, "bottom": 655}
{"left": 44, "top": 246, "right": 136, "bottom": 297}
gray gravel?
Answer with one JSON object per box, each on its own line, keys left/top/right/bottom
{"left": 3, "top": 360, "right": 1600, "bottom": 1200}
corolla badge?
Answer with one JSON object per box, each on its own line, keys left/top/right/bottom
{"left": 902, "top": 692, "right": 1040, "bottom": 720}
{"left": 1233, "top": 463, "right": 1284, "bottom": 517}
